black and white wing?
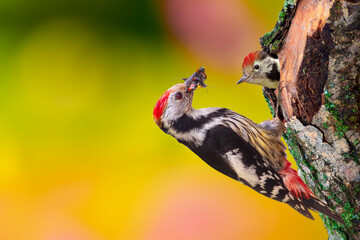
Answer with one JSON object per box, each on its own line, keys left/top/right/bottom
{"left": 187, "top": 124, "right": 314, "bottom": 220}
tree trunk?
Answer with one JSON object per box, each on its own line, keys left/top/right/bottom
{"left": 260, "top": 0, "right": 360, "bottom": 239}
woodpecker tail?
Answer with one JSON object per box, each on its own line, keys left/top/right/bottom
{"left": 279, "top": 160, "right": 345, "bottom": 224}
{"left": 286, "top": 195, "right": 345, "bottom": 224}
{"left": 303, "top": 196, "right": 345, "bottom": 225}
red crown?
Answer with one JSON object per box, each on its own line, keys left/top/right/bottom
{"left": 153, "top": 89, "right": 171, "bottom": 123}
{"left": 242, "top": 51, "right": 259, "bottom": 68}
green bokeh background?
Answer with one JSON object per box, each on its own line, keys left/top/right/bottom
{"left": 0, "top": 0, "right": 328, "bottom": 239}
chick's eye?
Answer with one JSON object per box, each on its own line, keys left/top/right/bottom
{"left": 175, "top": 92, "right": 183, "bottom": 100}
{"left": 254, "top": 64, "right": 260, "bottom": 70}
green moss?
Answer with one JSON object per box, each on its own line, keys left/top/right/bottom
{"left": 278, "top": 128, "right": 358, "bottom": 236}
{"left": 283, "top": 130, "right": 302, "bottom": 163}
{"left": 343, "top": 85, "right": 350, "bottom": 91}
{"left": 282, "top": 128, "right": 324, "bottom": 193}
{"left": 263, "top": 91, "right": 276, "bottom": 117}
{"left": 335, "top": 1, "right": 341, "bottom": 9}
{"left": 322, "top": 215, "right": 348, "bottom": 240}
{"left": 349, "top": 116, "right": 357, "bottom": 122}
{"left": 323, "top": 52, "right": 359, "bottom": 133}
{"left": 354, "top": 184, "right": 360, "bottom": 193}
{"left": 323, "top": 173, "right": 328, "bottom": 180}
{"left": 324, "top": 87, "right": 359, "bottom": 164}
{"left": 324, "top": 90, "right": 332, "bottom": 98}
{"left": 283, "top": 125, "right": 360, "bottom": 237}
{"left": 321, "top": 182, "right": 359, "bottom": 237}
{"left": 270, "top": 40, "right": 280, "bottom": 51}
{"left": 342, "top": 202, "right": 359, "bottom": 226}
{"left": 320, "top": 186, "right": 359, "bottom": 238}
{"left": 324, "top": 94, "right": 349, "bottom": 138}
{"left": 322, "top": 85, "right": 360, "bottom": 229}
{"left": 260, "top": 0, "right": 297, "bottom": 53}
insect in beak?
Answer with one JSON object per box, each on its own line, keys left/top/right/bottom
{"left": 184, "top": 67, "right": 207, "bottom": 92}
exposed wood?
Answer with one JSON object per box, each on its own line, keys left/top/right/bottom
{"left": 277, "top": 0, "right": 334, "bottom": 121}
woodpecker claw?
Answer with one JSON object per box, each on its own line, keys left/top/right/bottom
{"left": 184, "top": 67, "right": 207, "bottom": 92}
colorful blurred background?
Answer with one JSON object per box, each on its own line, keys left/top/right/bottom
{"left": 0, "top": 0, "right": 329, "bottom": 239}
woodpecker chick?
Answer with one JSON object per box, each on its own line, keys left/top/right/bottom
{"left": 153, "top": 70, "right": 344, "bottom": 224}
{"left": 238, "top": 51, "right": 280, "bottom": 89}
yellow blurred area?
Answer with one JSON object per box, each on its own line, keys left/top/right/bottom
{"left": 0, "top": 0, "right": 329, "bottom": 239}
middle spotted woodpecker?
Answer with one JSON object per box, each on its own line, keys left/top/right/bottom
{"left": 153, "top": 67, "right": 344, "bottom": 224}
{"left": 237, "top": 50, "right": 280, "bottom": 89}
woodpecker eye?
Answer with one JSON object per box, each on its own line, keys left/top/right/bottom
{"left": 175, "top": 92, "right": 183, "bottom": 100}
{"left": 254, "top": 64, "right": 260, "bottom": 70}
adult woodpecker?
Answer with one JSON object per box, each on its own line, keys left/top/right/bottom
{"left": 153, "top": 67, "right": 344, "bottom": 224}
{"left": 237, "top": 51, "right": 280, "bottom": 89}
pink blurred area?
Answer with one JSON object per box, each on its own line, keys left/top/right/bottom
{"left": 135, "top": 171, "right": 275, "bottom": 240}
{"left": 163, "top": 0, "right": 263, "bottom": 72}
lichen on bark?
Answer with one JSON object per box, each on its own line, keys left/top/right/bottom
{"left": 260, "top": 0, "right": 360, "bottom": 239}
{"left": 260, "top": 0, "right": 297, "bottom": 54}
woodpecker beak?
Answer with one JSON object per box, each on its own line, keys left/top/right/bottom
{"left": 237, "top": 76, "right": 247, "bottom": 84}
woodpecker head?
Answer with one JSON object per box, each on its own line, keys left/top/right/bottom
{"left": 237, "top": 51, "right": 280, "bottom": 89}
{"left": 153, "top": 83, "right": 194, "bottom": 128}
{"left": 153, "top": 67, "right": 206, "bottom": 128}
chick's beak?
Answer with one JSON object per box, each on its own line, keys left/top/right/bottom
{"left": 237, "top": 76, "right": 247, "bottom": 84}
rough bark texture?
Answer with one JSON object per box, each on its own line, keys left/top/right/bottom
{"left": 260, "top": 0, "right": 360, "bottom": 239}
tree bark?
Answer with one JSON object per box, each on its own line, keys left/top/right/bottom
{"left": 260, "top": 0, "right": 360, "bottom": 239}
